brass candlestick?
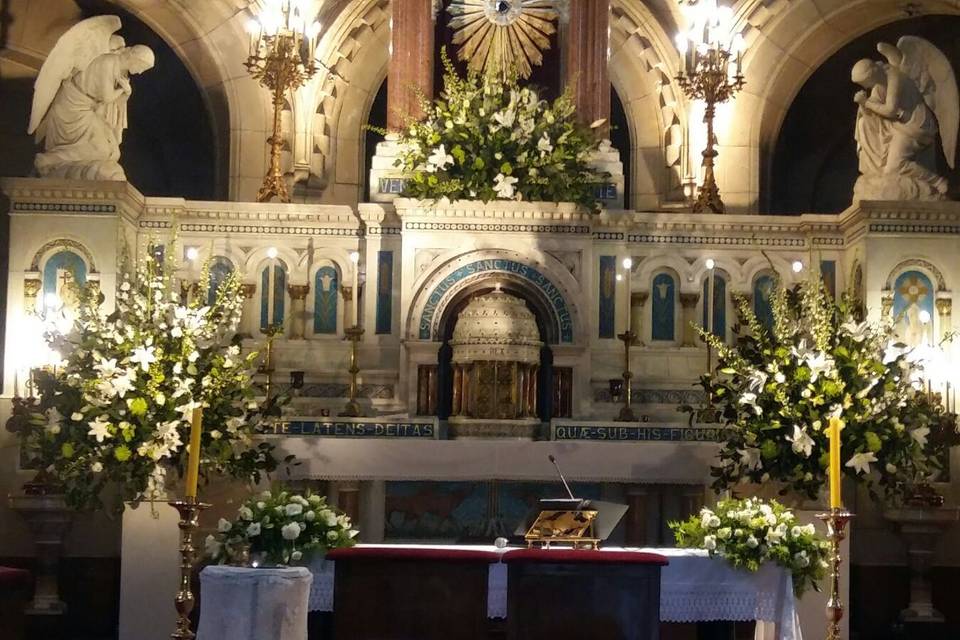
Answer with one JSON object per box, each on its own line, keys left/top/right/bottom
{"left": 339, "top": 325, "right": 364, "bottom": 417}
{"left": 816, "top": 508, "right": 854, "bottom": 640}
{"left": 676, "top": 8, "right": 745, "bottom": 214}
{"left": 168, "top": 498, "right": 210, "bottom": 640}
{"left": 244, "top": 2, "right": 322, "bottom": 203}
{"left": 615, "top": 330, "right": 637, "bottom": 422}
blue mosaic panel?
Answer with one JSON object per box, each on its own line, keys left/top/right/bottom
{"left": 313, "top": 266, "right": 338, "bottom": 334}
{"left": 418, "top": 258, "right": 574, "bottom": 343}
{"left": 260, "top": 261, "right": 287, "bottom": 331}
{"left": 701, "top": 274, "right": 727, "bottom": 339}
{"left": 820, "top": 260, "right": 837, "bottom": 299}
{"left": 376, "top": 251, "right": 393, "bottom": 335}
{"left": 598, "top": 255, "right": 616, "bottom": 339}
{"left": 651, "top": 272, "right": 676, "bottom": 341}
{"left": 753, "top": 274, "right": 776, "bottom": 333}
{"left": 42, "top": 250, "right": 87, "bottom": 312}
{"left": 893, "top": 270, "right": 934, "bottom": 346}
{"left": 206, "top": 257, "right": 234, "bottom": 306}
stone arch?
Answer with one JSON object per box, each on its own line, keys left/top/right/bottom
{"left": 609, "top": 0, "right": 688, "bottom": 209}
{"left": 30, "top": 239, "right": 98, "bottom": 274}
{"left": 885, "top": 258, "right": 947, "bottom": 291}
{"left": 407, "top": 249, "right": 583, "bottom": 345}
{"left": 729, "top": 0, "right": 960, "bottom": 211}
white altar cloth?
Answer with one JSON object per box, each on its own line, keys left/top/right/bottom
{"left": 306, "top": 545, "right": 800, "bottom": 640}
{"left": 198, "top": 565, "right": 313, "bottom": 640}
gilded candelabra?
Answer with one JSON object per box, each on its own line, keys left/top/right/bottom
{"left": 615, "top": 330, "right": 637, "bottom": 422}
{"left": 339, "top": 325, "right": 364, "bottom": 417}
{"left": 675, "top": 3, "right": 745, "bottom": 213}
{"left": 244, "top": 1, "right": 322, "bottom": 203}
{"left": 816, "top": 508, "right": 854, "bottom": 640}
{"left": 168, "top": 498, "right": 210, "bottom": 640}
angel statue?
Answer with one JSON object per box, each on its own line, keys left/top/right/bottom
{"left": 28, "top": 16, "right": 155, "bottom": 182}
{"left": 851, "top": 36, "right": 959, "bottom": 201}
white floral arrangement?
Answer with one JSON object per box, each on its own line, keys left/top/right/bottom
{"left": 375, "top": 50, "right": 608, "bottom": 210}
{"left": 687, "top": 277, "right": 959, "bottom": 502}
{"left": 9, "top": 248, "right": 285, "bottom": 511}
{"left": 206, "top": 488, "right": 358, "bottom": 566}
{"left": 671, "top": 497, "right": 829, "bottom": 596}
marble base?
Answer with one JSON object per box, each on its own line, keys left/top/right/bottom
{"left": 447, "top": 417, "right": 541, "bottom": 439}
{"left": 7, "top": 492, "right": 73, "bottom": 615}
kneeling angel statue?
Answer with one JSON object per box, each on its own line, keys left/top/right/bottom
{"left": 852, "top": 36, "right": 958, "bottom": 201}
{"left": 28, "top": 15, "right": 155, "bottom": 182}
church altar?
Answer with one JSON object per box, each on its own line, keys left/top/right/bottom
{"left": 212, "top": 545, "right": 799, "bottom": 640}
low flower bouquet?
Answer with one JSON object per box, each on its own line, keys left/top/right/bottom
{"left": 671, "top": 497, "right": 830, "bottom": 596}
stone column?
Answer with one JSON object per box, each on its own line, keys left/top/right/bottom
{"left": 679, "top": 292, "right": 700, "bottom": 347}
{"left": 624, "top": 487, "right": 651, "bottom": 547}
{"left": 287, "top": 284, "right": 310, "bottom": 339}
{"left": 564, "top": 0, "right": 610, "bottom": 137}
{"left": 881, "top": 290, "right": 894, "bottom": 318}
{"left": 631, "top": 291, "right": 648, "bottom": 346}
{"left": 387, "top": 0, "right": 435, "bottom": 129}
{"left": 239, "top": 283, "right": 257, "bottom": 338}
{"left": 340, "top": 285, "right": 354, "bottom": 330}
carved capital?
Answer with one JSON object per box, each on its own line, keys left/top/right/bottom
{"left": 240, "top": 283, "right": 257, "bottom": 299}
{"left": 936, "top": 298, "right": 952, "bottom": 317}
{"left": 288, "top": 284, "right": 310, "bottom": 301}
{"left": 631, "top": 291, "right": 649, "bottom": 306}
{"left": 881, "top": 289, "right": 894, "bottom": 317}
{"left": 23, "top": 278, "right": 41, "bottom": 313}
{"left": 679, "top": 292, "right": 700, "bottom": 308}
{"left": 340, "top": 285, "right": 353, "bottom": 301}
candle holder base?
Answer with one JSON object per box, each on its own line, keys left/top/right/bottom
{"left": 168, "top": 498, "right": 211, "bottom": 640}
{"left": 816, "top": 508, "right": 854, "bottom": 640}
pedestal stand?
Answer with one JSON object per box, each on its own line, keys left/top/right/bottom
{"left": 8, "top": 491, "right": 72, "bottom": 614}
{"left": 884, "top": 506, "right": 959, "bottom": 623}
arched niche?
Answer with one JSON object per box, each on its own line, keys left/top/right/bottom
{"left": 768, "top": 15, "right": 960, "bottom": 213}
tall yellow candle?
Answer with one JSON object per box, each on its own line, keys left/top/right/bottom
{"left": 184, "top": 407, "right": 203, "bottom": 499}
{"left": 828, "top": 416, "right": 843, "bottom": 509}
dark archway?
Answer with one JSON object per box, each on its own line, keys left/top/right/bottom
{"left": 769, "top": 15, "right": 960, "bottom": 214}
{"left": 434, "top": 281, "right": 557, "bottom": 422}
{"left": 610, "top": 86, "right": 632, "bottom": 209}
{"left": 364, "top": 78, "right": 388, "bottom": 201}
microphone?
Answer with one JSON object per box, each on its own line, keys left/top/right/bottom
{"left": 548, "top": 454, "right": 576, "bottom": 501}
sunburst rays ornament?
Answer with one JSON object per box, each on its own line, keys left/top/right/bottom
{"left": 447, "top": 0, "right": 558, "bottom": 79}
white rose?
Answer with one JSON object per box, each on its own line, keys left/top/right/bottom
{"left": 322, "top": 510, "right": 338, "bottom": 527}
{"left": 291, "top": 550, "right": 303, "bottom": 562}
{"left": 765, "top": 513, "right": 777, "bottom": 526}
{"left": 708, "top": 515, "right": 721, "bottom": 528}
{"left": 305, "top": 511, "right": 316, "bottom": 522}
{"left": 746, "top": 535, "right": 759, "bottom": 549}
{"left": 703, "top": 535, "right": 717, "bottom": 551}
{"left": 285, "top": 503, "right": 303, "bottom": 516}
{"left": 246, "top": 522, "right": 261, "bottom": 537}
{"left": 71, "top": 412, "right": 84, "bottom": 421}
{"left": 791, "top": 526, "right": 802, "bottom": 538}
{"left": 326, "top": 531, "right": 339, "bottom": 542}
{"left": 308, "top": 494, "right": 322, "bottom": 506}
{"left": 257, "top": 502, "right": 267, "bottom": 510}
{"left": 802, "top": 524, "right": 816, "bottom": 536}
{"left": 281, "top": 522, "right": 301, "bottom": 541}
{"left": 204, "top": 535, "right": 221, "bottom": 557}
{"left": 717, "top": 527, "right": 732, "bottom": 540}
{"left": 238, "top": 506, "right": 254, "bottom": 521}
{"left": 91, "top": 462, "right": 103, "bottom": 473}
{"left": 733, "top": 529, "right": 743, "bottom": 538}
{"left": 217, "top": 518, "right": 232, "bottom": 533}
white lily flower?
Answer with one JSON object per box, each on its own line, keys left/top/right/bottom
{"left": 737, "top": 447, "right": 763, "bottom": 471}
{"left": 910, "top": 426, "right": 930, "bottom": 447}
{"left": 426, "top": 144, "right": 453, "bottom": 172}
{"left": 493, "top": 173, "right": 519, "bottom": 199}
{"left": 787, "top": 426, "right": 815, "bottom": 458}
{"left": 846, "top": 451, "right": 878, "bottom": 475}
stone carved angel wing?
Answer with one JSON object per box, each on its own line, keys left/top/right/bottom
{"left": 896, "top": 35, "right": 959, "bottom": 168}
{"left": 28, "top": 15, "right": 123, "bottom": 135}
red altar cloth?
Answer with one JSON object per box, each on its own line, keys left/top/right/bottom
{"left": 327, "top": 546, "right": 500, "bottom": 563}
{"left": 503, "top": 548, "right": 669, "bottom": 565}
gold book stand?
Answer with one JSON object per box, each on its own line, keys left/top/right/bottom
{"left": 524, "top": 509, "right": 600, "bottom": 549}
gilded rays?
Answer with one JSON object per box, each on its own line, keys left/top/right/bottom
{"left": 447, "top": 0, "right": 557, "bottom": 79}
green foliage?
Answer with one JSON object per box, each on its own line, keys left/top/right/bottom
{"left": 379, "top": 50, "right": 609, "bottom": 210}
{"left": 685, "top": 275, "right": 959, "bottom": 503}
{"left": 8, "top": 245, "right": 289, "bottom": 511}
{"left": 206, "top": 487, "right": 358, "bottom": 566}
{"left": 671, "top": 497, "right": 830, "bottom": 597}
